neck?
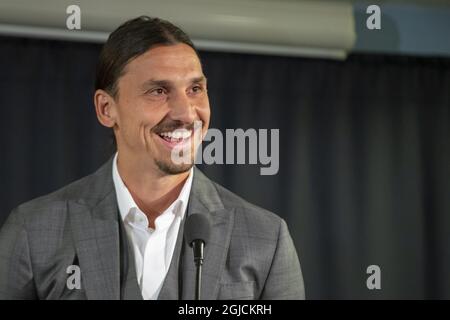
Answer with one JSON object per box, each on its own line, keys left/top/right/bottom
{"left": 116, "top": 152, "right": 191, "bottom": 228}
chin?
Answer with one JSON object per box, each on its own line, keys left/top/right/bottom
{"left": 155, "top": 159, "right": 193, "bottom": 175}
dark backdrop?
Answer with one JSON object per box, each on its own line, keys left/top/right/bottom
{"left": 1, "top": 36, "right": 449, "bottom": 299}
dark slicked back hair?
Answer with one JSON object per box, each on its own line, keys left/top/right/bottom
{"left": 95, "top": 15, "right": 199, "bottom": 98}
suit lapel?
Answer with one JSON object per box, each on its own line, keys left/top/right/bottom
{"left": 181, "top": 168, "right": 235, "bottom": 300}
{"left": 68, "top": 157, "right": 121, "bottom": 300}
{"left": 118, "top": 217, "right": 143, "bottom": 300}
{"left": 157, "top": 217, "right": 185, "bottom": 299}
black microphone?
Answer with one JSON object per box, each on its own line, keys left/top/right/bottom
{"left": 184, "top": 213, "right": 211, "bottom": 300}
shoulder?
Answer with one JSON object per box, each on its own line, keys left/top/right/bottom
{"left": 8, "top": 174, "right": 93, "bottom": 226}
{"left": 7, "top": 158, "right": 114, "bottom": 229}
{"left": 7, "top": 157, "right": 113, "bottom": 227}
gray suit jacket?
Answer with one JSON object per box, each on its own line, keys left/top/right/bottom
{"left": 0, "top": 157, "right": 305, "bottom": 300}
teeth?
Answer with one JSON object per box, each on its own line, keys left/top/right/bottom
{"left": 159, "top": 129, "right": 192, "bottom": 140}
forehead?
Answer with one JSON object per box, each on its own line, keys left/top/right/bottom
{"left": 122, "top": 43, "right": 203, "bottom": 82}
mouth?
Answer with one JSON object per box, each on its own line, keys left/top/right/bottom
{"left": 154, "top": 128, "right": 193, "bottom": 149}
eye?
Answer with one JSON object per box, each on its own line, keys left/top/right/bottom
{"left": 147, "top": 87, "right": 166, "bottom": 96}
{"left": 190, "top": 85, "right": 204, "bottom": 94}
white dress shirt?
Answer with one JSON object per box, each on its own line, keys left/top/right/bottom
{"left": 112, "top": 153, "right": 193, "bottom": 300}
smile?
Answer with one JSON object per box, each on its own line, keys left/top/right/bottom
{"left": 156, "top": 128, "right": 193, "bottom": 149}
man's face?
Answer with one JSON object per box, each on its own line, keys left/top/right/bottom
{"left": 110, "top": 43, "right": 210, "bottom": 175}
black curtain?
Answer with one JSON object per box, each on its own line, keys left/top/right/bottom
{"left": 1, "top": 36, "right": 449, "bottom": 299}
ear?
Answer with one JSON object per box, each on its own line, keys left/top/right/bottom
{"left": 94, "top": 89, "right": 117, "bottom": 128}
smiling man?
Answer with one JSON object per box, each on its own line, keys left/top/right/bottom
{"left": 0, "top": 16, "right": 304, "bottom": 300}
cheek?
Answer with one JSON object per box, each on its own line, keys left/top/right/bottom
{"left": 197, "top": 99, "right": 211, "bottom": 128}
{"left": 116, "top": 103, "right": 160, "bottom": 143}
{"left": 139, "top": 101, "right": 168, "bottom": 129}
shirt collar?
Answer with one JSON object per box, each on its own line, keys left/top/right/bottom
{"left": 112, "top": 152, "right": 194, "bottom": 228}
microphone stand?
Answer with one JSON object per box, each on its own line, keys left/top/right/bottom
{"left": 192, "top": 240, "right": 204, "bottom": 300}
{"left": 195, "top": 260, "right": 202, "bottom": 300}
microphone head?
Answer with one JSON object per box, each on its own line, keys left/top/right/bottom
{"left": 184, "top": 213, "right": 211, "bottom": 247}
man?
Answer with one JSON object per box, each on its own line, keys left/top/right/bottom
{"left": 0, "top": 16, "right": 304, "bottom": 300}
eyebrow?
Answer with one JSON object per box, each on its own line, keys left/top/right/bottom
{"left": 141, "top": 76, "right": 207, "bottom": 90}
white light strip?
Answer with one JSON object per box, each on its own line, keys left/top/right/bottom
{"left": 0, "top": 24, "right": 347, "bottom": 59}
{"left": 194, "top": 39, "right": 347, "bottom": 59}
{"left": 0, "top": 24, "right": 108, "bottom": 42}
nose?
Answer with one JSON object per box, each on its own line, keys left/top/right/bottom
{"left": 167, "top": 91, "right": 197, "bottom": 124}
